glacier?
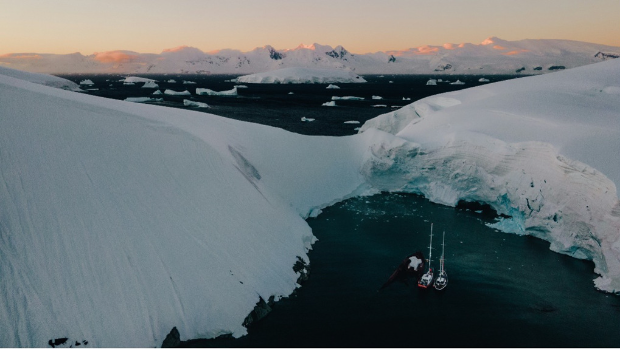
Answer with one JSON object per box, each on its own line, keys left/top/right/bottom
{"left": 236, "top": 67, "right": 367, "bottom": 84}
{"left": 1, "top": 58, "right": 620, "bottom": 348}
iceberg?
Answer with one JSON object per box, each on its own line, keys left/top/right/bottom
{"left": 326, "top": 84, "right": 340, "bottom": 89}
{"left": 164, "top": 89, "right": 191, "bottom": 96}
{"left": 234, "top": 85, "right": 249, "bottom": 89}
{"left": 322, "top": 101, "right": 336, "bottom": 107}
{"left": 426, "top": 79, "right": 437, "bottom": 85}
{"left": 403, "top": 97, "right": 411, "bottom": 100}
{"left": 80, "top": 79, "right": 94, "bottom": 86}
{"left": 183, "top": 80, "right": 196, "bottom": 84}
{"left": 167, "top": 79, "right": 177, "bottom": 83}
{"left": 479, "top": 78, "right": 490, "bottom": 82}
{"left": 124, "top": 97, "right": 163, "bottom": 103}
{"left": 236, "top": 67, "right": 366, "bottom": 84}
{"left": 372, "top": 95, "right": 383, "bottom": 100}
{"left": 450, "top": 80, "right": 465, "bottom": 85}
{"left": 196, "top": 87, "right": 238, "bottom": 96}
{"left": 372, "top": 104, "right": 388, "bottom": 108}
{"left": 301, "top": 117, "right": 315, "bottom": 122}
{"left": 183, "top": 99, "right": 210, "bottom": 108}
{"left": 332, "top": 96, "right": 364, "bottom": 101}
{"left": 122, "top": 76, "right": 156, "bottom": 83}
{"left": 344, "top": 121, "right": 360, "bottom": 124}
{"left": 152, "top": 90, "right": 163, "bottom": 95}
{"left": 141, "top": 81, "right": 159, "bottom": 89}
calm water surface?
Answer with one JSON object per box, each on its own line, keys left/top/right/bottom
{"left": 188, "top": 193, "right": 620, "bottom": 347}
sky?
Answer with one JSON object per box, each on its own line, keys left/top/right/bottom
{"left": 1, "top": 0, "right": 619, "bottom": 55}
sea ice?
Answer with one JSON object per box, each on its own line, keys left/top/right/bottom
{"left": 80, "top": 79, "right": 94, "bottom": 85}
{"left": 301, "top": 116, "right": 315, "bottom": 121}
{"left": 322, "top": 101, "right": 336, "bottom": 107}
{"left": 124, "top": 97, "right": 163, "bottom": 103}
{"left": 332, "top": 96, "right": 364, "bottom": 100}
{"left": 326, "top": 84, "right": 340, "bottom": 89}
{"left": 183, "top": 80, "right": 196, "bottom": 84}
{"left": 344, "top": 121, "right": 360, "bottom": 124}
{"left": 372, "top": 104, "right": 388, "bottom": 108}
{"left": 152, "top": 90, "right": 163, "bottom": 95}
{"left": 141, "top": 81, "right": 159, "bottom": 89}
{"left": 196, "top": 87, "right": 238, "bottom": 96}
{"left": 164, "top": 89, "right": 191, "bottom": 96}
{"left": 183, "top": 99, "right": 210, "bottom": 108}
{"left": 450, "top": 80, "right": 465, "bottom": 85}
{"left": 479, "top": 78, "right": 490, "bottom": 82}
{"left": 426, "top": 79, "right": 437, "bottom": 86}
{"left": 372, "top": 95, "right": 383, "bottom": 100}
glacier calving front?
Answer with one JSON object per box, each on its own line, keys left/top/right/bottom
{"left": 1, "top": 59, "right": 620, "bottom": 348}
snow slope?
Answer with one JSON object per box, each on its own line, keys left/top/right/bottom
{"left": 3, "top": 37, "right": 616, "bottom": 75}
{"left": 360, "top": 58, "right": 620, "bottom": 293}
{"left": 236, "top": 67, "right": 366, "bottom": 84}
{"left": 0, "top": 68, "right": 384, "bottom": 347}
{"left": 0, "top": 66, "right": 80, "bottom": 90}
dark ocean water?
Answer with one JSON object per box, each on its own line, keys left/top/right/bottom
{"left": 58, "top": 74, "right": 620, "bottom": 347}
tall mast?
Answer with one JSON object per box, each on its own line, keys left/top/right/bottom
{"left": 440, "top": 231, "right": 445, "bottom": 273}
{"left": 428, "top": 223, "right": 433, "bottom": 271}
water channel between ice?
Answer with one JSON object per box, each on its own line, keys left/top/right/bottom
{"left": 187, "top": 193, "right": 620, "bottom": 347}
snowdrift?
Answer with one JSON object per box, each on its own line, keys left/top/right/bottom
{"left": 360, "top": 58, "right": 620, "bottom": 294}
{"left": 236, "top": 67, "right": 366, "bottom": 84}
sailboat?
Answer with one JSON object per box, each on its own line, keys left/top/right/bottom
{"left": 433, "top": 231, "right": 448, "bottom": 291}
{"left": 417, "top": 223, "right": 434, "bottom": 288}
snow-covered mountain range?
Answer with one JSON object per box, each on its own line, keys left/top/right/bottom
{"left": 1, "top": 37, "right": 618, "bottom": 75}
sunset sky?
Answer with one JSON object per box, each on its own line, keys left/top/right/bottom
{"left": 1, "top": 0, "right": 619, "bottom": 55}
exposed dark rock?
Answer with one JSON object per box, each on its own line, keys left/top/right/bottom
{"left": 434, "top": 63, "right": 452, "bottom": 71}
{"left": 243, "top": 296, "right": 274, "bottom": 327}
{"left": 325, "top": 46, "right": 350, "bottom": 60}
{"left": 161, "top": 327, "right": 181, "bottom": 348}
{"left": 594, "top": 51, "right": 619, "bottom": 60}
{"left": 48, "top": 338, "right": 68, "bottom": 348}
{"left": 516, "top": 67, "right": 526, "bottom": 73}
{"left": 388, "top": 55, "right": 396, "bottom": 63}
{"left": 548, "top": 65, "right": 565, "bottom": 70}
{"left": 533, "top": 66, "right": 543, "bottom": 71}
{"left": 293, "top": 256, "right": 310, "bottom": 284}
{"left": 268, "top": 47, "right": 284, "bottom": 60}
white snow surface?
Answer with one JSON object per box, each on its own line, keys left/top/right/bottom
{"left": 360, "top": 59, "right": 620, "bottom": 294}
{"left": 164, "top": 89, "right": 191, "bottom": 96}
{"left": 0, "top": 68, "right": 387, "bottom": 347}
{"left": 236, "top": 67, "right": 366, "bottom": 84}
{"left": 196, "top": 87, "right": 238, "bottom": 96}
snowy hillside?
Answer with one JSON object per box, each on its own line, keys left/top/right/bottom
{"left": 360, "top": 58, "right": 620, "bottom": 294}
{"left": 236, "top": 67, "right": 366, "bottom": 84}
{"left": 1, "top": 37, "right": 618, "bottom": 75}
{"left": 0, "top": 66, "right": 80, "bottom": 90}
{"left": 0, "top": 66, "right": 380, "bottom": 347}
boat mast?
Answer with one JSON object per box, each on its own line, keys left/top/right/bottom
{"left": 428, "top": 223, "right": 433, "bottom": 272}
{"left": 440, "top": 231, "right": 445, "bottom": 274}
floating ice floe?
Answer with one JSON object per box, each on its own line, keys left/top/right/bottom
{"left": 236, "top": 67, "right": 366, "bottom": 84}
{"left": 124, "top": 97, "right": 163, "bottom": 103}
{"left": 372, "top": 104, "right": 388, "bottom": 108}
{"left": 164, "top": 89, "right": 191, "bottom": 96}
{"left": 122, "top": 76, "right": 156, "bottom": 83}
{"left": 332, "top": 96, "right": 364, "bottom": 100}
{"left": 167, "top": 79, "right": 176, "bottom": 83}
{"left": 123, "top": 82, "right": 135, "bottom": 86}
{"left": 403, "top": 97, "right": 411, "bottom": 100}
{"left": 344, "top": 121, "right": 360, "bottom": 124}
{"left": 372, "top": 95, "right": 383, "bottom": 100}
{"left": 234, "top": 85, "right": 248, "bottom": 89}
{"left": 142, "top": 81, "right": 159, "bottom": 89}
{"left": 79, "top": 79, "right": 94, "bottom": 86}
{"left": 183, "top": 81, "right": 196, "bottom": 84}
{"left": 426, "top": 79, "right": 437, "bottom": 86}
{"left": 322, "top": 101, "right": 336, "bottom": 107}
{"left": 450, "top": 80, "right": 465, "bottom": 85}
{"left": 183, "top": 99, "right": 210, "bottom": 108}
{"left": 479, "top": 78, "right": 490, "bottom": 82}
{"left": 326, "top": 84, "right": 340, "bottom": 89}
{"left": 301, "top": 117, "right": 315, "bottom": 121}
{"left": 389, "top": 81, "right": 394, "bottom": 83}
{"left": 196, "top": 87, "right": 238, "bottom": 96}
{"left": 152, "top": 90, "right": 163, "bottom": 95}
